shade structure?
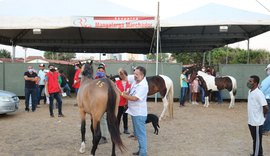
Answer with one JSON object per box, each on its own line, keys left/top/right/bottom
{"left": 0, "top": 1, "right": 270, "bottom": 53}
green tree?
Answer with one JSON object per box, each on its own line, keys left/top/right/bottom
{"left": 146, "top": 53, "right": 169, "bottom": 62}
{"left": 171, "top": 52, "right": 204, "bottom": 64}
{"left": 0, "top": 49, "right": 11, "bottom": 58}
{"left": 44, "top": 51, "right": 76, "bottom": 60}
{"left": 170, "top": 47, "right": 270, "bottom": 65}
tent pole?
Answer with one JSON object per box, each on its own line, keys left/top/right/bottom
{"left": 247, "top": 39, "right": 250, "bottom": 64}
{"left": 11, "top": 40, "right": 15, "bottom": 63}
{"left": 155, "top": 1, "right": 160, "bottom": 103}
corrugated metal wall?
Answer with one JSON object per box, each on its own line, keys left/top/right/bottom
{"left": 0, "top": 63, "right": 3, "bottom": 90}
{"left": 219, "top": 64, "right": 267, "bottom": 99}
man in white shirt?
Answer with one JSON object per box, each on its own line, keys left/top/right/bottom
{"left": 121, "top": 66, "right": 148, "bottom": 156}
{"left": 37, "top": 64, "right": 46, "bottom": 105}
{"left": 247, "top": 75, "right": 268, "bottom": 156}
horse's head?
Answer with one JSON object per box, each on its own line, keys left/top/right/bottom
{"left": 108, "top": 74, "right": 120, "bottom": 82}
{"left": 81, "top": 60, "right": 94, "bottom": 79}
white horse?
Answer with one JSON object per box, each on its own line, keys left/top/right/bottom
{"left": 195, "top": 71, "right": 237, "bottom": 108}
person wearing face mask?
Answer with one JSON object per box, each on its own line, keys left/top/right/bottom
{"left": 260, "top": 64, "right": 270, "bottom": 136}
{"left": 45, "top": 65, "right": 64, "bottom": 117}
{"left": 247, "top": 75, "right": 268, "bottom": 156}
{"left": 24, "top": 66, "right": 39, "bottom": 112}
{"left": 121, "top": 66, "right": 148, "bottom": 156}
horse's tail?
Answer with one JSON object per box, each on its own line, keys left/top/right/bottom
{"left": 104, "top": 78, "right": 126, "bottom": 152}
{"left": 167, "top": 80, "right": 174, "bottom": 118}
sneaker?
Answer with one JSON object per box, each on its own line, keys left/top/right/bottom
{"left": 25, "top": 108, "right": 29, "bottom": 112}
{"left": 123, "top": 130, "right": 130, "bottom": 134}
{"left": 58, "top": 114, "right": 64, "bottom": 117}
{"left": 132, "top": 151, "right": 139, "bottom": 155}
{"left": 99, "top": 137, "right": 108, "bottom": 144}
{"left": 50, "top": 114, "right": 55, "bottom": 118}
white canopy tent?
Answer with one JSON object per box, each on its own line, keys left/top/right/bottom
{"left": 0, "top": 1, "right": 270, "bottom": 54}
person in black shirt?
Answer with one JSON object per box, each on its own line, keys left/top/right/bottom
{"left": 23, "top": 66, "right": 38, "bottom": 112}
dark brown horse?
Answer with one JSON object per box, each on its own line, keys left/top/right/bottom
{"left": 77, "top": 61, "right": 125, "bottom": 156}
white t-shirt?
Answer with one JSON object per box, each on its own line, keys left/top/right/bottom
{"left": 247, "top": 88, "right": 267, "bottom": 126}
{"left": 38, "top": 70, "right": 46, "bottom": 85}
{"left": 126, "top": 77, "right": 148, "bottom": 116}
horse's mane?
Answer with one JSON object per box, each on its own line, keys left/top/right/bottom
{"left": 82, "top": 62, "right": 94, "bottom": 79}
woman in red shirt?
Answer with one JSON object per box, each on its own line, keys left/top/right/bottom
{"left": 72, "top": 63, "right": 81, "bottom": 96}
{"left": 115, "top": 68, "right": 131, "bottom": 134}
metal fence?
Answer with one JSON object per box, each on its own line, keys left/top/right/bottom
{"left": 0, "top": 62, "right": 267, "bottom": 100}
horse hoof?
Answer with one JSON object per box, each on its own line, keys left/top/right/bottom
{"left": 79, "top": 148, "right": 85, "bottom": 154}
{"left": 79, "top": 142, "right": 85, "bottom": 153}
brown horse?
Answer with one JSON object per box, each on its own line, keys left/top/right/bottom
{"left": 189, "top": 67, "right": 237, "bottom": 108}
{"left": 77, "top": 61, "right": 125, "bottom": 156}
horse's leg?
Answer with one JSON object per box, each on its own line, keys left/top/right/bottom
{"left": 79, "top": 112, "right": 86, "bottom": 154}
{"left": 228, "top": 91, "right": 235, "bottom": 109}
{"left": 204, "top": 96, "right": 209, "bottom": 107}
{"left": 111, "top": 142, "right": 116, "bottom": 156}
{"left": 90, "top": 119, "right": 101, "bottom": 156}
{"left": 159, "top": 97, "right": 168, "bottom": 120}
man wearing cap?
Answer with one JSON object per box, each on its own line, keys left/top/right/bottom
{"left": 260, "top": 64, "right": 270, "bottom": 136}
{"left": 37, "top": 64, "right": 46, "bottom": 105}
{"left": 95, "top": 63, "right": 106, "bottom": 79}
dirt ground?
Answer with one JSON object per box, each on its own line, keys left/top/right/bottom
{"left": 1, "top": 96, "right": 269, "bottom": 156}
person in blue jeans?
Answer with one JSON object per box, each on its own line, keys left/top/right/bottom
{"left": 121, "top": 66, "right": 148, "bottom": 156}
{"left": 24, "top": 66, "right": 38, "bottom": 112}
{"left": 260, "top": 64, "right": 270, "bottom": 135}
{"left": 37, "top": 64, "right": 46, "bottom": 104}
{"left": 180, "top": 68, "right": 189, "bottom": 106}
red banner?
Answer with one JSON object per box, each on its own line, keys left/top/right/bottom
{"left": 73, "top": 16, "right": 156, "bottom": 29}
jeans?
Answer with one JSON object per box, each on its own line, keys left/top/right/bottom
{"left": 263, "top": 99, "right": 270, "bottom": 132}
{"left": 132, "top": 116, "right": 147, "bottom": 156}
{"left": 200, "top": 86, "right": 205, "bottom": 104}
{"left": 25, "top": 87, "right": 37, "bottom": 111}
{"left": 49, "top": 92, "right": 63, "bottom": 116}
{"left": 180, "top": 87, "right": 188, "bottom": 105}
{"left": 215, "top": 91, "right": 223, "bottom": 103}
{"left": 100, "top": 113, "right": 109, "bottom": 138}
{"left": 62, "top": 84, "right": 71, "bottom": 96}
{"left": 74, "top": 88, "right": 79, "bottom": 96}
{"left": 38, "top": 85, "right": 45, "bottom": 104}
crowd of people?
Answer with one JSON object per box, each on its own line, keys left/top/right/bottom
{"left": 23, "top": 62, "right": 270, "bottom": 156}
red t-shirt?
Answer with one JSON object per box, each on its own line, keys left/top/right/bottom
{"left": 115, "top": 80, "right": 131, "bottom": 106}
{"left": 72, "top": 69, "right": 81, "bottom": 89}
{"left": 46, "top": 72, "right": 61, "bottom": 94}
